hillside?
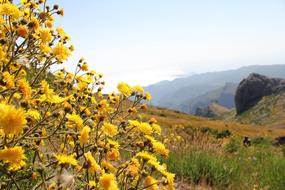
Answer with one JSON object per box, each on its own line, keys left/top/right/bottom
{"left": 195, "top": 102, "right": 231, "bottom": 118}
{"left": 138, "top": 104, "right": 285, "bottom": 138}
{"left": 182, "top": 82, "right": 237, "bottom": 113}
{"left": 145, "top": 64, "right": 285, "bottom": 113}
{"left": 229, "top": 92, "right": 285, "bottom": 127}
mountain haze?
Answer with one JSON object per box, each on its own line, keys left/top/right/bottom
{"left": 182, "top": 82, "right": 237, "bottom": 113}
{"left": 145, "top": 64, "right": 285, "bottom": 113}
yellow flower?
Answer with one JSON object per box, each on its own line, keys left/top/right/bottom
{"left": 0, "top": 3, "right": 22, "bottom": 19}
{"left": 55, "top": 71, "right": 65, "bottom": 78}
{"left": 107, "top": 139, "right": 120, "bottom": 149}
{"left": 19, "top": 69, "right": 27, "bottom": 78}
{"left": 101, "top": 122, "right": 118, "bottom": 137}
{"left": 40, "top": 80, "right": 65, "bottom": 103}
{"left": 136, "top": 151, "right": 157, "bottom": 161}
{"left": 42, "top": 80, "right": 53, "bottom": 98}
{"left": 145, "top": 92, "right": 152, "bottom": 100}
{"left": 39, "top": 28, "right": 52, "bottom": 43}
{"left": 149, "top": 118, "right": 157, "bottom": 124}
{"left": 145, "top": 176, "right": 158, "bottom": 190}
{"left": 48, "top": 182, "right": 57, "bottom": 190}
{"left": 98, "top": 99, "right": 110, "bottom": 112}
{"left": 56, "top": 27, "right": 67, "bottom": 36}
{"left": 0, "top": 146, "right": 26, "bottom": 170}
{"left": 147, "top": 160, "right": 166, "bottom": 173}
{"left": 107, "top": 149, "right": 120, "bottom": 161}
{"left": 17, "top": 79, "right": 32, "bottom": 99}
{"left": 59, "top": 8, "right": 64, "bottom": 16}
{"left": 30, "top": 17, "right": 39, "bottom": 29}
{"left": 39, "top": 44, "right": 52, "bottom": 53}
{"left": 79, "top": 126, "right": 90, "bottom": 146}
{"left": 84, "top": 151, "right": 101, "bottom": 174}
{"left": 2, "top": 71, "right": 14, "bottom": 89}
{"left": 69, "top": 44, "right": 75, "bottom": 51}
{"left": 117, "top": 82, "right": 132, "bottom": 96}
{"left": 54, "top": 154, "right": 77, "bottom": 166}
{"left": 80, "top": 63, "right": 88, "bottom": 71}
{"left": 127, "top": 158, "right": 140, "bottom": 177}
{"left": 101, "top": 160, "right": 116, "bottom": 172}
{"left": 67, "top": 113, "right": 84, "bottom": 130}
{"left": 17, "top": 25, "right": 28, "bottom": 38}
{"left": 46, "top": 20, "right": 53, "bottom": 28}
{"left": 128, "top": 120, "right": 140, "bottom": 128}
{"left": 0, "top": 1, "right": 174, "bottom": 187}
{"left": 99, "top": 173, "right": 118, "bottom": 190}
{"left": 161, "top": 171, "right": 175, "bottom": 190}
{"left": 89, "top": 180, "right": 96, "bottom": 188}
{"left": 12, "top": 93, "right": 21, "bottom": 100}
{"left": 0, "top": 103, "right": 26, "bottom": 135}
{"left": 53, "top": 43, "right": 71, "bottom": 61}
{"left": 145, "top": 135, "right": 169, "bottom": 157}
{"left": 139, "top": 122, "right": 153, "bottom": 135}
{"left": 132, "top": 85, "right": 144, "bottom": 93}
{"left": 159, "top": 147, "right": 169, "bottom": 158}
{"left": 128, "top": 120, "right": 153, "bottom": 135}
{"left": 26, "top": 109, "right": 41, "bottom": 121}
{"left": 151, "top": 124, "right": 161, "bottom": 135}
{"left": 0, "top": 17, "right": 4, "bottom": 25}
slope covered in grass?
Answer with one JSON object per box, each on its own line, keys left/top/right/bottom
{"left": 164, "top": 147, "right": 285, "bottom": 190}
{"left": 139, "top": 104, "right": 285, "bottom": 138}
{"left": 223, "top": 92, "right": 285, "bottom": 128}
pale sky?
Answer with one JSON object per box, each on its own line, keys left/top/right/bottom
{"left": 50, "top": 0, "right": 285, "bottom": 91}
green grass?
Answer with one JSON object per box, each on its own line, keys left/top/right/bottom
{"left": 251, "top": 137, "right": 273, "bottom": 147}
{"left": 163, "top": 146, "right": 285, "bottom": 190}
{"left": 164, "top": 151, "right": 237, "bottom": 189}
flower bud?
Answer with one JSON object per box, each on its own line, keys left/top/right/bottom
{"left": 53, "top": 4, "right": 59, "bottom": 10}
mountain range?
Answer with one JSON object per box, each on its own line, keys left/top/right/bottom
{"left": 144, "top": 64, "right": 285, "bottom": 114}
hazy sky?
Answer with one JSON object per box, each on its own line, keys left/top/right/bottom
{"left": 50, "top": 0, "right": 285, "bottom": 91}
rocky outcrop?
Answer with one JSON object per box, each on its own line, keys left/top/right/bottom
{"left": 235, "top": 73, "right": 285, "bottom": 114}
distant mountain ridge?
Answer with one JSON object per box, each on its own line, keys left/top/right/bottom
{"left": 181, "top": 82, "right": 237, "bottom": 113}
{"left": 144, "top": 64, "right": 285, "bottom": 113}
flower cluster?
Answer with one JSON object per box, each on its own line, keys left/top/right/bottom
{"left": 0, "top": 0, "right": 175, "bottom": 189}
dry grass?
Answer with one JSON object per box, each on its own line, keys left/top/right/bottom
{"left": 139, "top": 104, "right": 285, "bottom": 138}
{"left": 209, "top": 102, "right": 230, "bottom": 115}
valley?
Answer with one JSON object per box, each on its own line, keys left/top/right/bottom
{"left": 141, "top": 67, "right": 285, "bottom": 189}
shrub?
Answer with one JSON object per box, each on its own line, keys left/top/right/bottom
{"left": 224, "top": 138, "right": 241, "bottom": 153}
{"left": 200, "top": 127, "right": 218, "bottom": 136}
{"left": 251, "top": 137, "right": 272, "bottom": 147}
{"left": 0, "top": 1, "right": 174, "bottom": 189}
{"left": 216, "top": 129, "right": 232, "bottom": 139}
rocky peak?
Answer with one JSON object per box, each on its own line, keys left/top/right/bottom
{"left": 235, "top": 73, "right": 285, "bottom": 114}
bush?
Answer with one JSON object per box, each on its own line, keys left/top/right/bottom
{"left": 0, "top": 1, "right": 174, "bottom": 190}
{"left": 200, "top": 127, "right": 218, "bottom": 136}
{"left": 216, "top": 129, "right": 232, "bottom": 139}
{"left": 251, "top": 137, "right": 272, "bottom": 147}
{"left": 224, "top": 138, "right": 241, "bottom": 153}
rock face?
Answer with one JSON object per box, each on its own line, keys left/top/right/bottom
{"left": 235, "top": 73, "right": 285, "bottom": 114}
